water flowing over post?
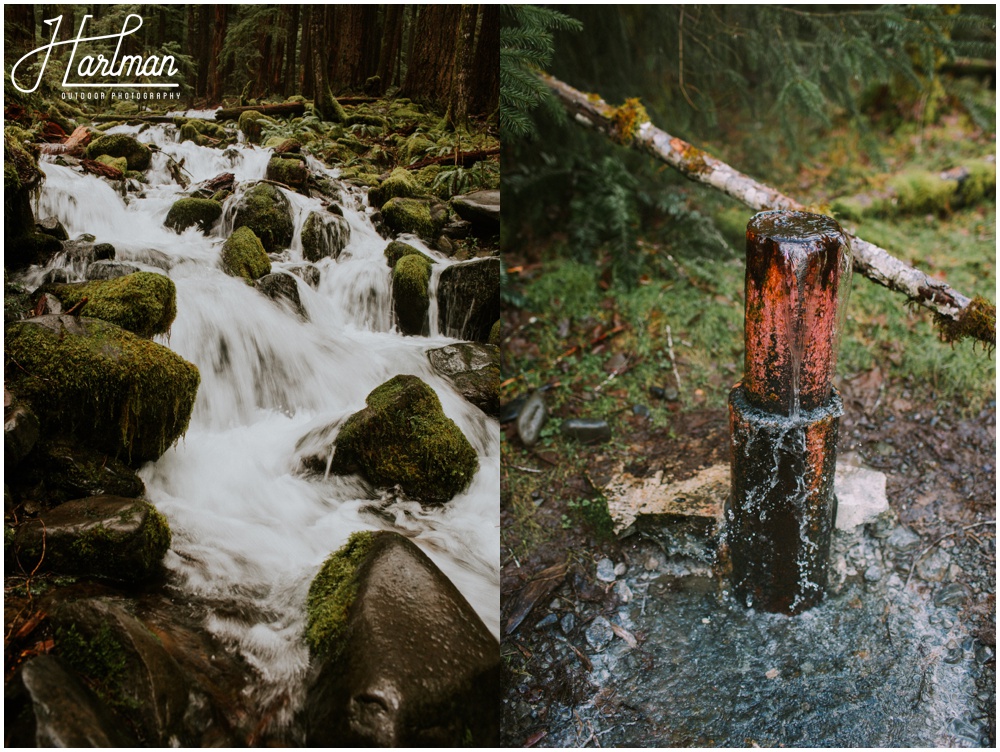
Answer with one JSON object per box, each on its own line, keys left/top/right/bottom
{"left": 728, "top": 211, "right": 852, "bottom": 614}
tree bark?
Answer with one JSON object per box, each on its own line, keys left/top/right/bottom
{"left": 449, "top": 5, "right": 479, "bottom": 128}
{"left": 283, "top": 5, "right": 299, "bottom": 97}
{"left": 401, "top": 5, "right": 462, "bottom": 108}
{"left": 469, "top": 5, "right": 500, "bottom": 119}
{"left": 404, "top": 147, "right": 501, "bottom": 171}
{"left": 540, "top": 73, "right": 993, "bottom": 344}
{"left": 329, "top": 6, "right": 366, "bottom": 93}
{"left": 206, "top": 6, "right": 229, "bottom": 104}
{"left": 376, "top": 5, "right": 404, "bottom": 92}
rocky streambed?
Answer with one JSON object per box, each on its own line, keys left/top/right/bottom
{"left": 5, "top": 104, "right": 500, "bottom": 746}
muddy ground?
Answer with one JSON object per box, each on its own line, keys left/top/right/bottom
{"left": 500, "top": 372, "right": 995, "bottom": 746}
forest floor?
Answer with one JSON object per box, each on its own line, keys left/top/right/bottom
{"left": 499, "top": 99, "right": 995, "bottom": 746}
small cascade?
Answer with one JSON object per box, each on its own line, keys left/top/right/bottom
{"left": 19, "top": 119, "right": 500, "bottom": 717}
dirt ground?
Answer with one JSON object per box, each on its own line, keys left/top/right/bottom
{"left": 500, "top": 371, "right": 996, "bottom": 746}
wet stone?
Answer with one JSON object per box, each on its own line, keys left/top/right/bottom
{"left": 886, "top": 525, "right": 922, "bottom": 553}
{"left": 632, "top": 404, "right": 650, "bottom": 419}
{"left": 560, "top": 418, "right": 611, "bottom": 444}
{"left": 596, "top": 558, "right": 616, "bottom": 582}
{"left": 614, "top": 580, "right": 633, "bottom": 604}
{"left": 649, "top": 386, "right": 666, "bottom": 400}
{"left": 974, "top": 644, "right": 993, "bottom": 664}
{"left": 85, "top": 260, "right": 142, "bottom": 280}
{"left": 560, "top": 613, "right": 575, "bottom": 635}
{"left": 934, "top": 582, "right": 971, "bottom": 608}
{"left": 614, "top": 562, "right": 627, "bottom": 576}
{"left": 517, "top": 391, "right": 547, "bottom": 447}
{"left": 585, "top": 616, "right": 614, "bottom": 652}
{"left": 864, "top": 565, "right": 883, "bottom": 583}
{"left": 536, "top": 613, "right": 558, "bottom": 629}
{"left": 916, "top": 549, "right": 951, "bottom": 582}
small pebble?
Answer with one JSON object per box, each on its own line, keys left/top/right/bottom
{"left": 632, "top": 404, "right": 650, "bottom": 419}
{"left": 643, "top": 557, "right": 659, "bottom": 572}
{"left": 614, "top": 580, "right": 632, "bottom": 604}
{"left": 614, "top": 562, "right": 627, "bottom": 576}
{"left": 516, "top": 391, "right": 547, "bottom": 446}
{"left": 596, "top": 558, "right": 616, "bottom": 582}
{"left": 864, "top": 565, "right": 882, "bottom": 583}
{"left": 765, "top": 668, "right": 780, "bottom": 679}
{"left": 561, "top": 418, "right": 612, "bottom": 444}
{"left": 649, "top": 386, "right": 667, "bottom": 400}
{"left": 585, "top": 616, "right": 614, "bottom": 651}
{"left": 536, "top": 613, "right": 558, "bottom": 629}
{"left": 975, "top": 644, "right": 994, "bottom": 664}
{"left": 934, "top": 582, "right": 970, "bottom": 608}
{"left": 560, "top": 613, "right": 575, "bottom": 635}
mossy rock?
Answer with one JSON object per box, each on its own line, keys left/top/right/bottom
{"left": 489, "top": 320, "right": 500, "bottom": 346}
{"left": 265, "top": 156, "right": 309, "bottom": 192}
{"left": 956, "top": 160, "right": 996, "bottom": 205}
{"left": 14, "top": 496, "right": 170, "bottom": 582}
{"left": 47, "top": 272, "right": 177, "bottom": 338}
{"left": 369, "top": 167, "right": 421, "bottom": 209}
{"left": 305, "top": 531, "right": 376, "bottom": 656}
{"left": 383, "top": 240, "right": 432, "bottom": 267}
{"left": 179, "top": 123, "right": 202, "bottom": 145}
{"left": 85, "top": 134, "right": 151, "bottom": 171}
{"left": 301, "top": 211, "right": 350, "bottom": 262}
{"left": 231, "top": 182, "right": 294, "bottom": 252}
{"left": 402, "top": 134, "right": 434, "bottom": 164}
{"left": 5, "top": 277, "right": 33, "bottom": 323}
{"left": 380, "top": 197, "right": 444, "bottom": 240}
{"left": 25, "top": 438, "right": 145, "bottom": 503}
{"left": 164, "top": 197, "right": 222, "bottom": 234}
{"left": 437, "top": 257, "right": 500, "bottom": 343}
{"left": 346, "top": 113, "right": 387, "bottom": 129}
{"left": 392, "top": 253, "right": 433, "bottom": 336}
{"left": 4, "top": 315, "right": 200, "bottom": 463}
{"left": 887, "top": 170, "right": 957, "bottom": 215}
{"left": 5, "top": 127, "right": 49, "bottom": 267}
{"left": 238, "top": 110, "right": 273, "bottom": 144}
{"left": 427, "top": 343, "right": 500, "bottom": 416}
{"left": 221, "top": 226, "right": 271, "bottom": 283}
{"left": 186, "top": 119, "right": 227, "bottom": 141}
{"left": 95, "top": 154, "right": 128, "bottom": 173}
{"left": 330, "top": 375, "right": 477, "bottom": 503}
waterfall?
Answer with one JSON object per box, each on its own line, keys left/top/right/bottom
{"left": 27, "top": 121, "right": 499, "bottom": 704}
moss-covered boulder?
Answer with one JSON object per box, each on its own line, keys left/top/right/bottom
{"left": 47, "top": 272, "right": 177, "bottom": 338}
{"left": 232, "top": 182, "right": 294, "bottom": 252}
{"left": 301, "top": 211, "right": 350, "bottom": 262}
{"left": 221, "top": 226, "right": 271, "bottom": 283}
{"left": 238, "top": 110, "right": 273, "bottom": 143}
{"left": 304, "top": 530, "right": 499, "bottom": 746}
{"left": 427, "top": 343, "right": 500, "bottom": 417}
{"left": 164, "top": 197, "right": 222, "bottom": 235}
{"left": 451, "top": 190, "right": 500, "bottom": 234}
{"left": 5, "top": 128, "right": 62, "bottom": 269}
{"left": 95, "top": 153, "right": 128, "bottom": 173}
{"left": 179, "top": 122, "right": 202, "bottom": 145}
{"left": 437, "top": 257, "right": 500, "bottom": 343}
{"left": 265, "top": 155, "right": 309, "bottom": 193}
{"left": 489, "top": 319, "right": 500, "bottom": 346}
{"left": 383, "top": 240, "right": 432, "bottom": 268}
{"left": 85, "top": 134, "right": 152, "bottom": 171}
{"left": 4, "top": 315, "right": 200, "bottom": 463}
{"left": 19, "top": 439, "right": 146, "bottom": 504}
{"left": 330, "top": 375, "right": 477, "bottom": 503}
{"left": 255, "top": 272, "right": 305, "bottom": 318}
{"left": 14, "top": 497, "right": 170, "bottom": 581}
{"left": 380, "top": 197, "right": 446, "bottom": 240}
{"left": 392, "top": 253, "right": 433, "bottom": 336}
{"left": 369, "top": 167, "right": 421, "bottom": 209}
{"left": 4, "top": 402, "right": 40, "bottom": 468}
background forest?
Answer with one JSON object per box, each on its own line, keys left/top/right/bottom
{"left": 5, "top": 4, "right": 499, "bottom": 121}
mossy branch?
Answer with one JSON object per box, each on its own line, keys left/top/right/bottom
{"left": 539, "top": 73, "right": 995, "bottom": 349}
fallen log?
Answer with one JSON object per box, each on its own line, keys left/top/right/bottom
{"left": 404, "top": 147, "right": 500, "bottom": 171}
{"left": 37, "top": 125, "right": 91, "bottom": 156}
{"left": 215, "top": 102, "right": 306, "bottom": 121}
{"left": 540, "top": 73, "right": 995, "bottom": 347}
{"left": 80, "top": 158, "right": 124, "bottom": 181}
{"left": 90, "top": 115, "right": 185, "bottom": 124}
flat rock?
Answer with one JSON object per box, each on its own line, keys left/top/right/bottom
{"left": 451, "top": 190, "right": 500, "bottom": 232}
{"left": 426, "top": 343, "right": 499, "bottom": 416}
{"left": 833, "top": 455, "right": 889, "bottom": 530}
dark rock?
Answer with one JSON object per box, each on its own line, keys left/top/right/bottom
{"left": 383, "top": 240, "right": 432, "bottom": 267}
{"left": 50, "top": 597, "right": 201, "bottom": 745}
{"left": 41, "top": 267, "right": 70, "bottom": 285}
{"left": 4, "top": 278, "right": 33, "bottom": 323}
{"left": 451, "top": 189, "right": 500, "bottom": 234}
{"left": 585, "top": 616, "right": 614, "bottom": 652}
{"left": 255, "top": 272, "right": 305, "bottom": 318}
{"left": 29, "top": 439, "right": 146, "bottom": 502}
{"left": 232, "top": 182, "right": 294, "bottom": 253}
{"left": 561, "top": 418, "right": 612, "bottom": 444}
{"left": 650, "top": 386, "right": 667, "bottom": 400}
{"left": 560, "top": 613, "right": 576, "bottom": 635}
{"left": 500, "top": 395, "right": 526, "bottom": 424}
{"left": 287, "top": 263, "right": 321, "bottom": 288}
{"left": 437, "top": 257, "right": 499, "bottom": 343}
{"left": 427, "top": 343, "right": 500, "bottom": 416}
{"left": 516, "top": 391, "right": 547, "bottom": 447}
{"left": 14, "top": 496, "right": 170, "bottom": 581}
{"left": 4, "top": 402, "right": 40, "bottom": 468}
{"left": 301, "top": 210, "right": 350, "bottom": 262}
{"left": 442, "top": 218, "right": 472, "bottom": 239}
{"left": 86, "top": 260, "right": 142, "bottom": 280}
{"left": 164, "top": 197, "right": 223, "bottom": 234}
{"left": 934, "top": 582, "right": 971, "bottom": 608}
{"left": 304, "top": 531, "right": 499, "bottom": 747}
{"left": 329, "top": 374, "right": 478, "bottom": 503}
{"left": 8, "top": 655, "right": 138, "bottom": 747}
{"left": 265, "top": 155, "right": 309, "bottom": 193}
{"left": 4, "top": 315, "right": 199, "bottom": 463}
{"left": 36, "top": 217, "right": 69, "bottom": 241}
{"left": 93, "top": 243, "right": 115, "bottom": 260}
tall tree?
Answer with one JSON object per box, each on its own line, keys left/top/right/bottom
{"left": 207, "top": 6, "right": 229, "bottom": 104}
{"left": 401, "top": 5, "right": 463, "bottom": 107}
{"left": 282, "top": 5, "right": 299, "bottom": 97}
{"left": 376, "top": 5, "right": 404, "bottom": 91}
{"left": 328, "top": 5, "right": 365, "bottom": 93}
{"left": 470, "top": 4, "right": 500, "bottom": 119}
{"left": 449, "top": 5, "right": 480, "bottom": 127}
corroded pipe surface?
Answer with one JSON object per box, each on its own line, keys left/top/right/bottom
{"left": 744, "top": 211, "right": 851, "bottom": 417}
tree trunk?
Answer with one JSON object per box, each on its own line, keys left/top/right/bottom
{"left": 301, "top": 6, "right": 314, "bottom": 96}
{"left": 283, "top": 5, "right": 299, "bottom": 97}
{"left": 401, "top": 5, "right": 462, "bottom": 108}
{"left": 214, "top": 103, "right": 306, "bottom": 121}
{"left": 448, "top": 5, "right": 479, "bottom": 128}
{"left": 540, "top": 73, "right": 994, "bottom": 346}
{"left": 329, "top": 6, "right": 365, "bottom": 93}
{"left": 4, "top": 5, "right": 34, "bottom": 57}
{"left": 376, "top": 5, "right": 404, "bottom": 92}
{"left": 206, "top": 6, "right": 228, "bottom": 104}
{"left": 469, "top": 5, "right": 500, "bottom": 119}
{"left": 196, "top": 5, "right": 211, "bottom": 98}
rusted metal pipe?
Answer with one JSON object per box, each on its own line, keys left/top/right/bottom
{"left": 728, "top": 211, "right": 852, "bottom": 614}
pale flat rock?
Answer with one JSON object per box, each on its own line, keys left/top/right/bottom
{"left": 833, "top": 455, "right": 889, "bottom": 531}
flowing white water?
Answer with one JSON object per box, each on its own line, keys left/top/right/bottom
{"left": 30, "top": 122, "right": 499, "bottom": 707}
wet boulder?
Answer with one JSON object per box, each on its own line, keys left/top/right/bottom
{"left": 164, "top": 197, "right": 223, "bottom": 234}
{"left": 95, "top": 153, "right": 128, "bottom": 173}
{"left": 221, "top": 226, "right": 271, "bottom": 283}
{"left": 369, "top": 167, "right": 421, "bottom": 209}
{"left": 304, "top": 531, "right": 499, "bottom": 746}
{"left": 13, "top": 496, "right": 170, "bottom": 581}
{"left": 255, "top": 272, "right": 305, "bottom": 318}
{"left": 23, "top": 439, "right": 145, "bottom": 503}
{"left": 4, "top": 315, "right": 200, "bottom": 463}
{"left": 50, "top": 597, "right": 201, "bottom": 745}
{"left": 232, "top": 182, "right": 294, "bottom": 252}
{"left": 451, "top": 189, "right": 500, "bottom": 234}
{"left": 380, "top": 197, "right": 447, "bottom": 240}
{"left": 4, "top": 401, "right": 40, "bottom": 468}
{"left": 46, "top": 271, "right": 177, "bottom": 338}
{"left": 36, "top": 217, "right": 69, "bottom": 241}
{"left": 330, "top": 374, "right": 478, "bottom": 503}
{"left": 391, "top": 253, "right": 433, "bottom": 336}
{"left": 85, "top": 260, "right": 143, "bottom": 280}
{"left": 7, "top": 655, "right": 138, "bottom": 747}
{"left": 383, "top": 240, "right": 432, "bottom": 267}
{"left": 437, "top": 257, "right": 500, "bottom": 343}
{"left": 265, "top": 155, "right": 309, "bottom": 193}
{"left": 427, "top": 343, "right": 500, "bottom": 417}
{"left": 237, "top": 110, "right": 273, "bottom": 144}
{"left": 301, "top": 210, "right": 350, "bottom": 262}
{"left": 287, "top": 263, "right": 321, "bottom": 288}
{"left": 5, "top": 130, "right": 63, "bottom": 269}
{"left": 85, "top": 133, "right": 152, "bottom": 171}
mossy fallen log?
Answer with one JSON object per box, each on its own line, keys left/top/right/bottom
{"left": 215, "top": 102, "right": 306, "bottom": 121}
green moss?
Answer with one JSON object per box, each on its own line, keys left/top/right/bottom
{"left": 49, "top": 272, "right": 176, "bottom": 338}
{"left": 5, "top": 277, "right": 32, "bottom": 323}
{"left": 346, "top": 113, "right": 386, "bottom": 129}
{"left": 4, "top": 316, "right": 200, "bottom": 462}
{"left": 5, "top": 127, "right": 43, "bottom": 240}
{"left": 392, "top": 253, "right": 433, "bottom": 335}
{"left": 232, "top": 182, "right": 294, "bottom": 252}
{"left": 238, "top": 110, "right": 274, "bottom": 143}
{"left": 179, "top": 122, "right": 202, "bottom": 145}
{"left": 55, "top": 623, "right": 136, "bottom": 711}
{"left": 384, "top": 240, "right": 432, "bottom": 267}
{"left": 380, "top": 197, "right": 441, "bottom": 239}
{"left": 956, "top": 160, "right": 996, "bottom": 205}
{"left": 164, "top": 197, "right": 222, "bottom": 234}
{"left": 888, "top": 169, "right": 957, "bottom": 215}
{"left": 265, "top": 156, "right": 308, "bottom": 191}
{"left": 61, "top": 502, "right": 171, "bottom": 579}
{"left": 304, "top": 530, "right": 377, "bottom": 656}
{"left": 331, "top": 374, "right": 478, "bottom": 502}
{"left": 94, "top": 154, "right": 128, "bottom": 173}
{"left": 936, "top": 295, "right": 996, "bottom": 351}
{"left": 370, "top": 167, "right": 421, "bottom": 208}
{"left": 187, "top": 119, "right": 226, "bottom": 140}
{"left": 85, "top": 133, "right": 151, "bottom": 171}
{"left": 221, "top": 226, "right": 271, "bottom": 283}
{"left": 489, "top": 320, "right": 500, "bottom": 346}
